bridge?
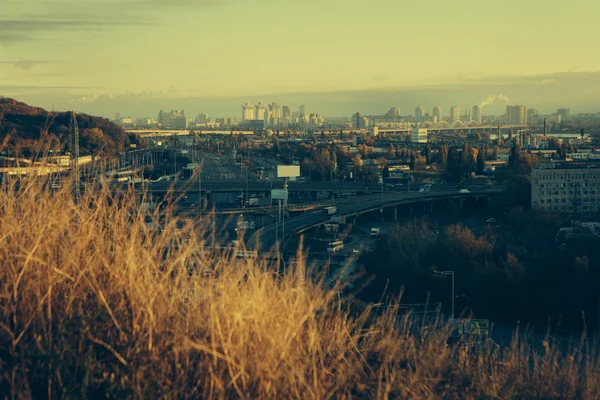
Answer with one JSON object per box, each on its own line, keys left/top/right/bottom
{"left": 376, "top": 123, "right": 528, "bottom": 135}
{"left": 248, "top": 187, "right": 504, "bottom": 252}
{"left": 126, "top": 129, "right": 254, "bottom": 137}
{"left": 139, "top": 180, "right": 380, "bottom": 194}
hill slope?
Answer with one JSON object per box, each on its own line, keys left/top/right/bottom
{"left": 0, "top": 97, "right": 141, "bottom": 157}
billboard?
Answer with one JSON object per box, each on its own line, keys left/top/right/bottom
{"left": 277, "top": 165, "right": 300, "bottom": 178}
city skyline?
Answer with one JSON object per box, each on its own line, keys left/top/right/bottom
{"left": 1, "top": 0, "right": 600, "bottom": 117}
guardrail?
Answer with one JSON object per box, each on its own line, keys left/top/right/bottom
{"left": 194, "top": 194, "right": 384, "bottom": 215}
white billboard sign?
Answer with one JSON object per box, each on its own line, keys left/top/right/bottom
{"left": 277, "top": 165, "right": 300, "bottom": 178}
{"left": 271, "top": 189, "right": 288, "bottom": 200}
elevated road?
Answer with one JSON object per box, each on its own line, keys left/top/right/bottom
{"left": 136, "top": 180, "right": 384, "bottom": 194}
{"left": 248, "top": 188, "right": 503, "bottom": 252}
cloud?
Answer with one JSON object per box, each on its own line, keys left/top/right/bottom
{"left": 0, "top": 84, "right": 100, "bottom": 93}
{"left": 142, "top": 0, "right": 222, "bottom": 6}
{"left": 0, "top": 2, "right": 149, "bottom": 44}
{"left": 0, "top": 60, "right": 61, "bottom": 70}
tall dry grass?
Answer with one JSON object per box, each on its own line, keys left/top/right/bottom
{"left": 0, "top": 177, "right": 599, "bottom": 399}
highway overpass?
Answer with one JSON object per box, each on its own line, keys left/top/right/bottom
{"left": 248, "top": 187, "right": 504, "bottom": 252}
{"left": 137, "top": 180, "right": 378, "bottom": 194}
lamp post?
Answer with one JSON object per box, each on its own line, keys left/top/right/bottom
{"left": 380, "top": 172, "right": 384, "bottom": 221}
{"left": 435, "top": 270, "right": 455, "bottom": 319}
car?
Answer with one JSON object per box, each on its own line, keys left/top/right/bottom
{"left": 459, "top": 189, "right": 470, "bottom": 194}
{"left": 351, "top": 248, "right": 360, "bottom": 254}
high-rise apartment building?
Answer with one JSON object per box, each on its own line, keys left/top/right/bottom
{"left": 387, "top": 107, "right": 401, "bottom": 118}
{"left": 450, "top": 106, "right": 461, "bottom": 122}
{"left": 531, "top": 161, "right": 600, "bottom": 214}
{"left": 299, "top": 104, "right": 306, "bottom": 116}
{"left": 158, "top": 110, "right": 188, "bottom": 129}
{"left": 269, "top": 103, "right": 281, "bottom": 126}
{"left": 472, "top": 105, "right": 482, "bottom": 124}
{"left": 415, "top": 106, "right": 425, "bottom": 122}
{"left": 432, "top": 106, "right": 442, "bottom": 123}
{"left": 353, "top": 112, "right": 368, "bottom": 129}
{"left": 282, "top": 105, "right": 292, "bottom": 120}
{"left": 506, "top": 105, "right": 527, "bottom": 125}
{"left": 242, "top": 103, "right": 255, "bottom": 121}
{"left": 195, "top": 113, "right": 209, "bottom": 124}
{"left": 556, "top": 108, "right": 571, "bottom": 121}
{"left": 255, "top": 103, "right": 267, "bottom": 121}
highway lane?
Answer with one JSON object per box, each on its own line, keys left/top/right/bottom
{"left": 249, "top": 188, "right": 503, "bottom": 252}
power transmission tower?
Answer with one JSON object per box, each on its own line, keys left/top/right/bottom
{"left": 69, "top": 112, "right": 81, "bottom": 203}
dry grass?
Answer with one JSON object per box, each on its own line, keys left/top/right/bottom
{"left": 0, "top": 177, "right": 599, "bottom": 399}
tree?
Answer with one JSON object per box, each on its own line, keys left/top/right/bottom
{"left": 420, "top": 144, "right": 432, "bottom": 164}
{"left": 386, "top": 144, "right": 396, "bottom": 159}
{"left": 491, "top": 146, "right": 499, "bottom": 161}
{"left": 438, "top": 145, "right": 449, "bottom": 171}
{"left": 508, "top": 141, "right": 521, "bottom": 174}
{"left": 476, "top": 147, "right": 486, "bottom": 175}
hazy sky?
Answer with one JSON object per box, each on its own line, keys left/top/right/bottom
{"left": 1, "top": 0, "right": 599, "bottom": 117}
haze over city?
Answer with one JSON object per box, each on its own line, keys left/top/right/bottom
{"left": 3, "top": 1, "right": 600, "bottom": 398}
{"left": 2, "top": 0, "right": 600, "bottom": 117}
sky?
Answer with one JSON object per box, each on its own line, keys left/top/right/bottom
{"left": 1, "top": 0, "right": 600, "bottom": 118}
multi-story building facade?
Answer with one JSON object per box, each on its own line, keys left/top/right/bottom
{"left": 531, "top": 161, "right": 600, "bottom": 215}
{"left": 415, "top": 106, "right": 425, "bottom": 122}
{"left": 411, "top": 128, "right": 428, "bottom": 143}
{"left": 386, "top": 107, "right": 401, "bottom": 118}
{"left": 472, "top": 105, "right": 482, "bottom": 124}
{"left": 506, "top": 105, "right": 527, "bottom": 125}
{"left": 433, "top": 106, "right": 442, "bottom": 123}
{"left": 269, "top": 103, "right": 281, "bottom": 127}
{"left": 450, "top": 106, "right": 461, "bottom": 122}
{"left": 255, "top": 103, "right": 267, "bottom": 121}
{"left": 352, "top": 113, "right": 368, "bottom": 129}
{"left": 158, "top": 110, "right": 188, "bottom": 129}
{"left": 242, "top": 103, "right": 254, "bottom": 121}
{"left": 556, "top": 108, "right": 571, "bottom": 121}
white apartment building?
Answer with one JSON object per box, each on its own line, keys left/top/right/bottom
{"left": 411, "top": 128, "right": 428, "bottom": 143}
{"left": 531, "top": 161, "right": 600, "bottom": 215}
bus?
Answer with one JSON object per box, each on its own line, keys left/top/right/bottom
{"left": 327, "top": 240, "right": 344, "bottom": 253}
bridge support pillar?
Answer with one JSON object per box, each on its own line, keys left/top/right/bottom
{"left": 311, "top": 191, "right": 318, "bottom": 201}
{"left": 329, "top": 191, "right": 335, "bottom": 200}
{"left": 394, "top": 207, "right": 398, "bottom": 221}
{"left": 459, "top": 199, "right": 463, "bottom": 210}
{"left": 430, "top": 201, "right": 434, "bottom": 214}
{"left": 409, "top": 206, "right": 413, "bottom": 216}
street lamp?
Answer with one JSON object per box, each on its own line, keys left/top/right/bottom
{"left": 434, "top": 270, "right": 455, "bottom": 319}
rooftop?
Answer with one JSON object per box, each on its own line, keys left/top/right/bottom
{"left": 533, "top": 160, "right": 600, "bottom": 170}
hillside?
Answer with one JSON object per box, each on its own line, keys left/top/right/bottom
{"left": 0, "top": 182, "right": 599, "bottom": 398}
{"left": 0, "top": 97, "right": 141, "bottom": 157}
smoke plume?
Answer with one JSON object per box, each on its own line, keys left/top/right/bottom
{"left": 479, "top": 94, "right": 509, "bottom": 108}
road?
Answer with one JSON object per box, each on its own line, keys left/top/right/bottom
{"left": 249, "top": 188, "right": 502, "bottom": 252}
{"left": 181, "top": 152, "right": 261, "bottom": 207}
